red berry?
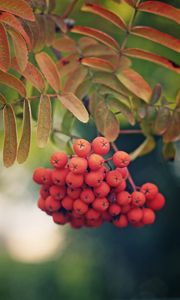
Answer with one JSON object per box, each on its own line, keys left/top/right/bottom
{"left": 127, "top": 208, "right": 143, "bottom": 224}
{"left": 92, "top": 137, "right": 110, "bottom": 156}
{"left": 67, "top": 187, "right": 81, "bottom": 199}
{"left": 146, "top": 193, "right": 165, "bottom": 211}
{"left": 117, "top": 191, "right": 132, "bottom": 206}
{"left": 132, "top": 221, "right": 144, "bottom": 228}
{"left": 85, "top": 208, "right": 100, "bottom": 221}
{"left": 73, "top": 199, "right": 88, "bottom": 215}
{"left": 131, "top": 191, "right": 146, "bottom": 207}
{"left": 115, "top": 180, "right": 127, "bottom": 193}
{"left": 33, "top": 168, "right": 52, "bottom": 185}
{"left": 69, "top": 157, "right": 88, "bottom": 174}
{"left": 86, "top": 218, "right": 102, "bottom": 228}
{"left": 106, "top": 170, "right": 122, "bottom": 187}
{"left": 98, "top": 165, "right": 109, "bottom": 176}
{"left": 80, "top": 188, "right": 95, "bottom": 204}
{"left": 113, "top": 215, "right": 128, "bottom": 228}
{"left": 117, "top": 167, "right": 128, "bottom": 180}
{"left": 66, "top": 172, "right": 84, "bottom": 188}
{"left": 45, "top": 196, "right": 61, "bottom": 212}
{"left": 121, "top": 204, "right": 131, "bottom": 214}
{"left": 40, "top": 184, "right": 50, "bottom": 199}
{"left": 94, "top": 182, "right": 110, "bottom": 197}
{"left": 52, "top": 212, "right": 69, "bottom": 225}
{"left": 140, "top": 183, "right": 158, "bottom": 200}
{"left": 70, "top": 217, "right": 85, "bottom": 229}
{"left": 62, "top": 196, "right": 74, "bottom": 211}
{"left": 142, "top": 208, "right": 156, "bottom": 225}
{"left": 109, "top": 204, "right": 121, "bottom": 216}
{"left": 85, "top": 171, "right": 104, "bottom": 187}
{"left": 50, "top": 152, "right": 68, "bottom": 169}
{"left": 92, "top": 197, "right": 109, "bottom": 212}
{"left": 37, "top": 197, "right": 46, "bottom": 211}
{"left": 49, "top": 185, "right": 66, "bottom": 200}
{"left": 113, "top": 151, "right": 131, "bottom": 168}
{"left": 88, "top": 154, "right": 104, "bottom": 171}
{"left": 52, "top": 168, "right": 69, "bottom": 186}
{"left": 102, "top": 211, "right": 112, "bottom": 222}
{"left": 73, "top": 139, "right": 91, "bottom": 157}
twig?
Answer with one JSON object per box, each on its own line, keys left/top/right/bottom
{"left": 63, "top": 0, "right": 78, "bottom": 18}
{"left": 120, "top": 129, "right": 143, "bottom": 134}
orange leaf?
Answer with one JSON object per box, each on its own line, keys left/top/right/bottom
{"left": 64, "top": 66, "right": 88, "bottom": 93}
{"left": 131, "top": 26, "right": 180, "bottom": 53}
{"left": 3, "top": 104, "right": 17, "bottom": 167}
{"left": 53, "top": 36, "right": 77, "bottom": 52}
{"left": 17, "top": 98, "right": 31, "bottom": 163}
{"left": 58, "top": 93, "right": 89, "bottom": 123}
{"left": 83, "top": 44, "right": 116, "bottom": 57}
{"left": 11, "top": 58, "right": 45, "bottom": 92}
{"left": 78, "top": 37, "right": 98, "bottom": 50}
{"left": 81, "top": 57, "right": 115, "bottom": 72}
{"left": 117, "top": 68, "right": 152, "bottom": 102}
{"left": 123, "top": 48, "right": 180, "bottom": 73}
{"left": 44, "top": 15, "right": 56, "bottom": 46}
{"left": 37, "top": 95, "right": 52, "bottom": 148}
{"left": 138, "top": 1, "right": 180, "bottom": 24}
{"left": 0, "top": 12, "right": 31, "bottom": 49}
{"left": 0, "top": 23, "right": 10, "bottom": 72}
{"left": 71, "top": 26, "right": 119, "bottom": 51}
{"left": 35, "top": 52, "right": 61, "bottom": 92}
{"left": 0, "top": 69, "right": 26, "bottom": 96}
{"left": 81, "top": 3, "right": 127, "bottom": 31}
{"left": 9, "top": 29, "right": 28, "bottom": 72}
{"left": 0, "top": 0, "right": 35, "bottom": 21}
{"left": 56, "top": 54, "right": 80, "bottom": 77}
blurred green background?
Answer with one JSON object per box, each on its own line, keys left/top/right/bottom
{"left": 0, "top": 0, "right": 180, "bottom": 299}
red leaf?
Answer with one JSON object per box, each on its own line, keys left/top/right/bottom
{"left": 123, "top": 48, "right": 180, "bottom": 73}
{"left": 35, "top": 52, "right": 61, "bottom": 92}
{"left": 78, "top": 37, "right": 98, "bottom": 50}
{"left": 81, "top": 3, "right": 127, "bottom": 31}
{"left": 81, "top": 57, "right": 115, "bottom": 72}
{"left": 44, "top": 15, "right": 56, "bottom": 46}
{"left": 56, "top": 54, "right": 80, "bottom": 77}
{"left": 0, "top": 23, "right": 10, "bottom": 72}
{"left": 0, "top": 0, "right": 35, "bottom": 21}
{"left": 0, "top": 12, "right": 31, "bottom": 49}
{"left": 71, "top": 26, "right": 119, "bottom": 51}
{"left": 117, "top": 68, "right": 152, "bottom": 102}
{"left": 131, "top": 26, "right": 180, "bottom": 52}
{"left": 64, "top": 66, "right": 88, "bottom": 93}
{"left": 53, "top": 36, "right": 77, "bottom": 52}
{"left": 9, "top": 29, "right": 28, "bottom": 72}
{"left": 138, "top": 1, "right": 180, "bottom": 24}
{"left": 11, "top": 58, "right": 45, "bottom": 92}
{"left": 0, "top": 70, "right": 26, "bottom": 96}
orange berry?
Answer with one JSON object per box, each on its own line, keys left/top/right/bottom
{"left": 66, "top": 172, "right": 84, "bottom": 188}
{"left": 73, "top": 199, "right": 88, "bottom": 215}
{"left": 85, "top": 171, "right": 104, "bottom": 187}
{"left": 113, "top": 151, "right": 131, "bottom": 168}
{"left": 62, "top": 196, "right": 74, "bottom": 211}
{"left": 94, "top": 182, "right": 110, "bottom": 197}
{"left": 49, "top": 185, "right": 66, "bottom": 200}
{"left": 142, "top": 208, "right": 156, "bottom": 224}
{"left": 146, "top": 193, "right": 165, "bottom": 211}
{"left": 131, "top": 191, "right": 146, "bottom": 207}
{"left": 92, "top": 137, "right": 110, "bottom": 155}
{"left": 73, "top": 139, "right": 91, "bottom": 157}
{"left": 50, "top": 152, "right": 68, "bottom": 169}
{"left": 45, "top": 196, "right": 61, "bottom": 212}
{"left": 52, "top": 168, "right": 69, "bottom": 186}
{"left": 88, "top": 153, "right": 104, "bottom": 171}
{"left": 69, "top": 157, "right": 88, "bottom": 174}
{"left": 106, "top": 170, "right": 122, "bottom": 187}
{"left": 92, "top": 197, "right": 109, "bottom": 212}
{"left": 33, "top": 168, "right": 52, "bottom": 185}
{"left": 117, "top": 191, "right": 132, "bottom": 206}
{"left": 80, "top": 188, "right": 95, "bottom": 204}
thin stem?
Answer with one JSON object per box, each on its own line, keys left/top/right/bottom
{"left": 63, "top": 0, "right": 78, "bottom": 18}
{"left": 111, "top": 142, "right": 118, "bottom": 152}
{"left": 120, "top": 129, "right": 143, "bottom": 134}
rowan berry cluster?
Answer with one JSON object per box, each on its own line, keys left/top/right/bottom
{"left": 33, "top": 137, "right": 165, "bottom": 229}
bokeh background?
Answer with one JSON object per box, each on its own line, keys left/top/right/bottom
{"left": 0, "top": 0, "right": 180, "bottom": 299}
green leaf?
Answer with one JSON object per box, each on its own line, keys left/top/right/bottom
{"left": 108, "top": 97, "right": 135, "bottom": 125}
{"left": 61, "top": 110, "right": 75, "bottom": 136}
{"left": 163, "top": 109, "right": 180, "bottom": 143}
{"left": 154, "top": 106, "right": 171, "bottom": 135}
{"left": 162, "top": 142, "right": 176, "bottom": 161}
{"left": 0, "top": 69, "right": 26, "bottom": 97}
{"left": 95, "top": 99, "right": 119, "bottom": 141}
{"left": 58, "top": 93, "right": 89, "bottom": 123}
{"left": 3, "top": 104, "right": 18, "bottom": 167}
{"left": 130, "top": 137, "right": 156, "bottom": 160}
{"left": 37, "top": 95, "right": 52, "bottom": 148}
{"left": 17, "top": 99, "right": 31, "bottom": 163}
{"left": 0, "top": 92, "right": 6, "bottom": 109}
